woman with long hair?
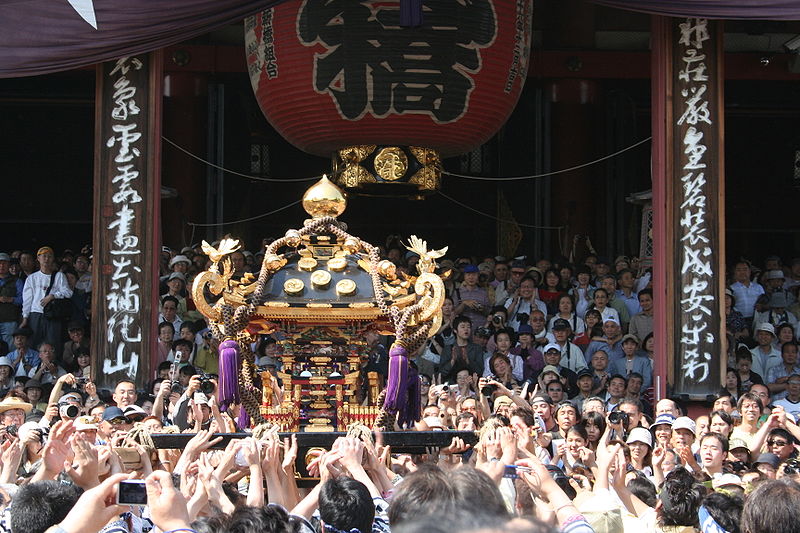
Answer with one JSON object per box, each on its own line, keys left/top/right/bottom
{"left": 569, "top": 266, "right": 594, "bottom": 320}
{"left": 581, "top": 410, "right": 607, "bottom": 452}
{"left": 538, "top": 268, "right": 565, "bottom": 317}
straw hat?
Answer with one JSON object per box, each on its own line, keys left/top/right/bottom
{"left": 0, "top": 396, "right": 32, "bottom": 414}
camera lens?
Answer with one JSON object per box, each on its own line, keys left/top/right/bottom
{"left": 200, "top": 380, "right": 215, "bottom": 395}
{"left": 59, "top": 404, "right": 80, "bottom": 419}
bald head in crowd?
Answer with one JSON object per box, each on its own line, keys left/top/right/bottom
{"left": 656, "top": 398, "right": 681, "bottom": 417}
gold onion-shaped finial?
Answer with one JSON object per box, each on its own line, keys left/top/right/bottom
{"left": 302, "top": 175, "right": 347, "bottom": 219}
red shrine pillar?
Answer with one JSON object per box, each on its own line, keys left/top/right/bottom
{"left": 651, "top": 17, "right": 726, "bottom": 401}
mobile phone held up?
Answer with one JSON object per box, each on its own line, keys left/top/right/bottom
{"left": 117, "top": 480, "right": 148, "bottom": 505}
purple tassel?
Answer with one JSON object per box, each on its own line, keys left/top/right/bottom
{"left": 401, "top": 365, "right": 421, "bottom": 426}
{"left": 238, "top": 406, "right": 250, "bottom": 430}
{"left": 399, "top": 0, "right": 423, "bottom": 27}
{"left": 383, "top": 343, "right": 410, "bottom": 421}
{"left": 217, "top": 339, "right": 241, "bottom": 412}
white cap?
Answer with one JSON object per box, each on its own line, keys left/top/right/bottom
{"left": 672, "top": 416, "right": 696, "bottom": 436}
{"left": 626, "top": 427, "right": 653, "bottom": 447}
{"left": 169, "top": 255, "right": 190, "bottom": 267}
{"left": 543, "top": 343, "right": 562, "bottom": 353}
{"left": 603, "top": 316, "right": 621, "bottom": 326}
{"left": 756, "top": 323, "right": 776, "bottom": 336}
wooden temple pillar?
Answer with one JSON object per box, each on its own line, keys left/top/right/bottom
{"left": 651, "top": 17, "right": 726, "bottom": 401}
{"left": 91, "top": 51, "right": 163, "bottom": 389}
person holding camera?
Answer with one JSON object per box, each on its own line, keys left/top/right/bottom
{"left": 439, "top": 316, "right": 484, "bottom": 383}
{"left": 27, "top": 343, "right": 66, "bottom": 385}
{"left": 452, "top": 264, "right": 492, "bottom": 334}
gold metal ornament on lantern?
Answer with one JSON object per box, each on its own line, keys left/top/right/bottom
{"left": 298, "top": 257, "right": 318, "bottom": 271}
{"left": 336, "top": 279, "right": 357, "bottom": 297}
{"left": 374, "top": 147, "right": 408, "bottom": 181}
{"left": 302, "top": 175, "right": 347, "bottom": 218}
{"left": 284, "top": 278, "right": 305, "bottom": 296}
{"left": 327, "top": 256, "right": 348, "bottom": 272}
{"left": 310, "top": 270, "right": 332, "bottom": 290}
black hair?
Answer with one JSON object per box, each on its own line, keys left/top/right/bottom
{"left": 782, "top": 340, "right": 799, "bottom": 355}
{"left": 223, "top": 503, "right": 292, "bottom": 533}
{"left": 158, "top": 321, "right": 175, "bottom": 334}
{"left": 638, "top": 288, "right": 653, "bottom": 299}
{"left": 191, "top": 515, "right": 226, "bottom": 533}
{"left": 172, "top": 338, "right": 194, "bottom": 351}
{"left": 566, "top": 424, "right": 589, "bottom": 443}
{"left": 10, "top": 480, "right": 82, "bottom": 533}
{"left": 157, "top": 361, "right": 173, "bottom": 372}
{"left": 179, "top": 364, "right": 198, "bottom": 377}
{"left": 510, "top": 406, "right": 536, "bottom": 427}
{"left": 161, "top": 295, "right": 179, "bottom": 307}
{"left": 320, "top": 477, "right": 374, "bottom": 533}
{"left": 741, "top": 478, "right": 800, "bottom": 533}
{"left": 449, "top": 467, "right": 510, "bottom": 519}
{"left": 658, "top": 467, "right": 705, "bottom": 528}
{"left": 627, "top": 473, "right": 657, "bottom": 507}
{"left": 581, "top": 411, "right": 607, "bottom": 440}
{"left": 388, "top": 465, "right": 456, "bottom": 527}
{"left": 452, "top": 315, "right": 472, "bottom": 332}
{"left": 701, "top": 432, "right": 729, "bottom": 454}
{"left": 702, "top": 492, "right": 743, "bottom": 533}
{"left": 180, "top": 320, "right": 196, "bottom": 333}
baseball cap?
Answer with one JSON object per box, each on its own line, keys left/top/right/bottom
{"left": 169, "top": 255, "right": 190, "bottom": 267}
{"left": 193, "top": 392, "right": 210, "bottom": 405}
{"left": 552, "top": 318, "right": 571, "bottom": 331}
{"left": 74, "top": 415, "right": 100, "bottom": 431}
{"left": 756, "top": 323, "right": 776, "bottom": 336}
{"left": 0, "top": 253, "right": 10, "bottom": 262}
{"left": 626, "top": 427, "right": 653, "bottom": 448}
{"left": 510, "top": 260, "right": 527, "bottom": 270}
{"left": 517, "top": 324, "right": 534, "bottom": 336}
{"left": 543, "top": 343, "right": 561, "bottom": 354}
{"left": 728, "top": 438, "right": 750, "bottom": 452}
{"left": 168, "top": 272, "right": 186, "bottom": 282}
{"left": 36, "top": 246, "right": 54, "bottom": 256}
{"left": 672, "top": 416, "right": 696, "bottom": 436}
{"left": 541, "top": 365, "right": 562, "bottom": 378}
{"left": 770, "top": 292, "right": 789, "bottom": 309}
{"left": 101, "top": 407, "right": 128, "bottom": 423}
{"left": 576, "top": 368, "right": 593, "bottom": 379}
{"left": 462, "top": 264, "right": 479, "bottom": 273}
{"left": 766, "top": 269, "right": 785, "bottom": 280}
{"left": 621, "top": 334, "right": 640, "bottom": 345}
{"left": 493, "top": 395, "right": 514, "bottom": 411}
{"left": 754, "top": 452, "right": 780, "bottom": 469}
{"left": 123, "top": 405, "right": 147, "bottom": 421}
{"left": 603, "top": 316, "right": 621, "bottom": 326}
{"left": 652, "top": 413, "right": 676, "bottom": 427}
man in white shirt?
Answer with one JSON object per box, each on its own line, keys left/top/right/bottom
{"left": 730, "top": 261, "right": 764, "bottom": 321}
{"left": 550, "top": 319, "right": 586, "bottom": 373}
{"left": 20, "top": 246, "right": 72, "bottom": 356}
{"left": 773, "top": 373, "right": 800, "bottom": 420}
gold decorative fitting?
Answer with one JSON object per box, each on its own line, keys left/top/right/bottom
{"left": 343, "top": 237, "right": 361, "bottom": 254}
{"left": 327, "top": 256, "right": 348, "bottom": 272}
{"left": 310, "top": 270, "right": 332, "bottom": 289}
{"left": 283, "top": 278, "right": 304, "bottom": 296}
{"left": 336, "top": 279, "right": 357, "bottom": 297}
{"left": 306, "top": 303, "right": 332, "bottom": 308}
{"left": 298, "top": 257, "right": 318, "bottom": 272}
{"left": 374, "top": 147, "right": 408, "bottom": 181}
{"left": 284, "top": 229, "right": 301, "bottom": 247}
{"left": 302, "top": 175, "right": 347, "bottom": 218}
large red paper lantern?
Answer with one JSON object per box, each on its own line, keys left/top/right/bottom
{"left": 245, "top": 1, "right": 533, "bottom": 192}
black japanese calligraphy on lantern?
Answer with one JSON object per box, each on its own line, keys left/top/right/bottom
{"left": 297, "top": 0, "right": 497, "bottom": 123}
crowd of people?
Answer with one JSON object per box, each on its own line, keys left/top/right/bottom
{"left": 0, "top": 242, "right": 797, "bottom": 532}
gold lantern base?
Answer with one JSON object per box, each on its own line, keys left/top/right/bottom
{"left": 333, "top": 145, "right": 441, "bottom": 199}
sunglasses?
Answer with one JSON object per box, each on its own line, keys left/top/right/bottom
{"left": 768, "top": 440, "right": 789, "bottom": 446}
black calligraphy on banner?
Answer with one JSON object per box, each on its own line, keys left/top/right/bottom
{"left": 297, "top": 0, "right": 497, "bottom": 123}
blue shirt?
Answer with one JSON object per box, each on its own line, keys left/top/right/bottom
{"left": 616, "top": 289, "right": 641, "bottom": 318}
